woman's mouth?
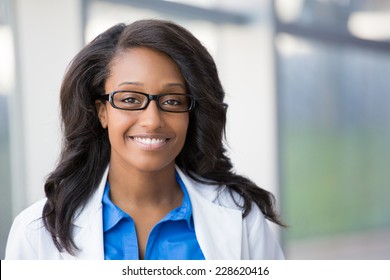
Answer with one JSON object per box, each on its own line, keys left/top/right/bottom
{"left": 129, "top": 136, "right": 170, "bottom": 151}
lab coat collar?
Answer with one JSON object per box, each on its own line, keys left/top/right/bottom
{"left": 175, "top": 167, "right": 243, "bottom": 259}
{"left": 60, "top": 167, "right": 108, "bottom": 260}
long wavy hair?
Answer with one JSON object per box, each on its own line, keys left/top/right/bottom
{"left": 43, "top": 19, "right": 284, "bottom": 255}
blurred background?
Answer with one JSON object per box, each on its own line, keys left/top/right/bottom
{"left": 0, "top": 0, "right": 389, "bottom": 259}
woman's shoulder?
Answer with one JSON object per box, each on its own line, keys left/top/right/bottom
{"left": 12, "top": 198, "right": 47, "bottom": 229}
{"left": 5, "top": 198, "right": 51, "bottom": 259}
{"left": 176, "top": 167, "right": 245, "bottom": 211}
{"left": 179, "top": 169, "right": 272, "bottom": 225}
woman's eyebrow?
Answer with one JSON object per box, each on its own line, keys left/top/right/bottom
{"left": 118, "top": 81, "right": 144, "bottom": 87}
{"left": 118, "top": 82, "right": 185, "bottom": 90}
{"left": 164, "top": 83, "right": 186, "bottom": 90}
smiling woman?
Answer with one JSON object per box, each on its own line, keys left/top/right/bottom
{"left": 95, "top": 48, "right": 190, "bottom": 180}
{"left": 5, "top": 19, "right": 284, "bottom": 260}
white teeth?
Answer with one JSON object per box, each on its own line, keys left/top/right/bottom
{"left": 133, "top": 137, "right": 166, "bottom": 145}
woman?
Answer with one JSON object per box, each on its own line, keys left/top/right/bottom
{"left": 6, "top": 19, "right": 284, "bottom": 259}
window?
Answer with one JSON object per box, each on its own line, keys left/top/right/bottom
{"left": 275, "top": 0, "right": 390, "bottom": 259}
{"left": 0, "top": 0, "right": 16, "bottom": 259}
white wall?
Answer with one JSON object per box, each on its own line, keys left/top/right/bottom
{"left": 12, "top": 0, "right": 83, "bottom": 213}
{"left": 220, "top": 23, "right": 278, "bottom": 200}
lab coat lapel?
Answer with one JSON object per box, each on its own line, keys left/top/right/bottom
{"left": 60, "top": 207, "right": 105, "bottom": 260}
{"left": 60, "top": 167, "right": 108, "bottom": 260}
{"left": 177, "top": 168, "right": 243, "bottom": 260}
{"left": 191, "top": 192, "right": 243, "bottom": 259}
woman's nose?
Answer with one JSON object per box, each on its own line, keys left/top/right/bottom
{"left": 138, "top": 100, "right": 165, "bottom": 129}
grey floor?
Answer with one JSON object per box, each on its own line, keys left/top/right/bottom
{"left": 285, "top": 228, "right": 390, "bottom": 260}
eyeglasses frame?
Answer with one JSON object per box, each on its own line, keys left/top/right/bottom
{"left": 99, "top": 90, "right": 196, "bottom": 113}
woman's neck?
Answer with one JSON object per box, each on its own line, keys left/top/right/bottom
{"left": 107, "top": 160, "right": 181, "bottom": 209}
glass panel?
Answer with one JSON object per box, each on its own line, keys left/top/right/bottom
{"left": 0, "top": 2, "right": 15, "bottom": 259}
{"left": 277, "top": 34, "right": 390, "bottom": 259}
{"left": 275, "top": 0, "right": 390, "bottom": 41}
{"left": 85, "top": 1, "right": 219, "bottom": 56}
{"left": 164, "top": 0, "right": 218, "bottom": 9}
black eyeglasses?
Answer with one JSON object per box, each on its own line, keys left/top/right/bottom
{"left": 99, "top": 90, "right": 195, "bottom": 113}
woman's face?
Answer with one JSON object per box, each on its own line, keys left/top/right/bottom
{"left": 96, "top": 47, "right": 189, "bottom": 174}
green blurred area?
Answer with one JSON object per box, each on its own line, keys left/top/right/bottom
{"left": 282, "top": 126, "right": 390, "bottom": 240}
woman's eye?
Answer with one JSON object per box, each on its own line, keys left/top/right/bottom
{"left": 163, "top": 99, "right": 180, "bottom": 106}
{"left": 122, "top": 97, "right": 141, "bottom": 104}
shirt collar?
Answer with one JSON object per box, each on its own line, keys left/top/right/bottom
{"left": 102, "top": 182, "right": 129, "bottom": 232}
{"left": 173, "top": 171, "right": 193, "bottom": 230}
{"left": 101, "top": 171, "right": 194, "bottom": 232}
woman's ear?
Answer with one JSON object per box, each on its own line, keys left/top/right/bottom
{"left": 95, "top": 100, "right": 108, "bottom": 128}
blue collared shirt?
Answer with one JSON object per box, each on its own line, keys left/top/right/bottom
{"left": 102, "top": 172, "right": 205, "bottom": 260}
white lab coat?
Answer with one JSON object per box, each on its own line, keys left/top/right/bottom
{"left": 5, "top": 166, "right": 284, "bottom": 260}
